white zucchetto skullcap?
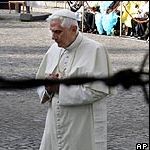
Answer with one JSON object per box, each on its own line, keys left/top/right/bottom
{"left": 46, "top": 9, "right": 78, "bottom": 21}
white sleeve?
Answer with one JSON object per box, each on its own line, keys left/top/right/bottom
{"left": 37, "top": 86, "right": 45, "bottom": 99}
{"left": 58, "top": 84, "right": 107, "bottom": 106}
{"left": 37, "top": 86, "right": 53, "bottom": 104}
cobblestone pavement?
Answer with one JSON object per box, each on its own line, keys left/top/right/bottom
{"left": 0, "top": 10, "right": 149, "bottom": 150}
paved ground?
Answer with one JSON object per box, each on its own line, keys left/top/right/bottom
{"left": 0, "top": 9, "right": 149, "bottom": 150}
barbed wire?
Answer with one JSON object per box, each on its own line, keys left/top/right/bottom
{"left": 0, "top": 53, "right": 149, "bottom": 103}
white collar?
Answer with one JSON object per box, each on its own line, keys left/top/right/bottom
{"left": 65, "top": 32, "right": 83, "bottom": 51}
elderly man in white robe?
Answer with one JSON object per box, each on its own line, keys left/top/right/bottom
{"left": 36, "top": 9, "right": 112, "bottom": 150}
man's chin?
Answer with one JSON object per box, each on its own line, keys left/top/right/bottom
{"left": 57, "top": 43, "right": 64, "bottom": 48}
{"left": 57, "top": 44, "right": 61, "bottom": 47}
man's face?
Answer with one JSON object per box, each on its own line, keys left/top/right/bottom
{"left": 50, "top": 20, "right": 75, "bottom": 48}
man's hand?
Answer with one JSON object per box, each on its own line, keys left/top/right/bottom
{"left": 45, "top": 73, "right": 60, "bottom": 94}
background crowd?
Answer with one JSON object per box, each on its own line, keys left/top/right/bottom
{"left": 6, "top": 1, "right": 149, "bottom": 41}
{"left": 69, "top": 1, "right": 149, "bottom": 41}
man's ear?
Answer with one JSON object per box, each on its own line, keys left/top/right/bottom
{"left": 71, "top": 25, "right": 77, "bottom": 33}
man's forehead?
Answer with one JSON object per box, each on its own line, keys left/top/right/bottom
{"left": 50, "top": 20, "right": 61, "bottom": 27}
{"left": 50, "top": 19, "right": 61, "bottom": 25}
{"left": 50, "top": 22, "right": 64, "bottom": 31}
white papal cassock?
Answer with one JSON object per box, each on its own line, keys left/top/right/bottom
{"left": 36, "top": 32, "right": 112, "bottom": 150}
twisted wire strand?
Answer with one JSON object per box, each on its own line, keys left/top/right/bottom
{"left": 0, "top": 54, "right": 149, "bottom": 103}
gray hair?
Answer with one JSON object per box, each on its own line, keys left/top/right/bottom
{"left": 47, "top": 15, "right": 79, "bottom": 32}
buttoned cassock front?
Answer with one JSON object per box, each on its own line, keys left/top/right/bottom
{"left": 36, "top": 32, "right": 112, "bottom": 150}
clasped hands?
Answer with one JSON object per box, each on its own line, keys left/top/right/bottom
{"left": 45, "top": 73, "right": 60, "bottom": 94}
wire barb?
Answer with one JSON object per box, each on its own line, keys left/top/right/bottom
{"left": 0, "top": 53, "right": 149, "bottom": 103}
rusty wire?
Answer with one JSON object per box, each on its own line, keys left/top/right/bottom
{"left": 0, "top": 53, "right": 149, "bottom": 103}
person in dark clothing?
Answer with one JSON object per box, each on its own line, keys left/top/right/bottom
{"left": 83, "top": 6, "right": 100, "bottom": 34}
{"left": 131, "top": 18, "right": 148, "bottom": 37}
{"left": 138, "top": 21, "right": 149, "bottom": 40}
{"left": 130, "top": 1, "right": 149, "bottom": 38}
